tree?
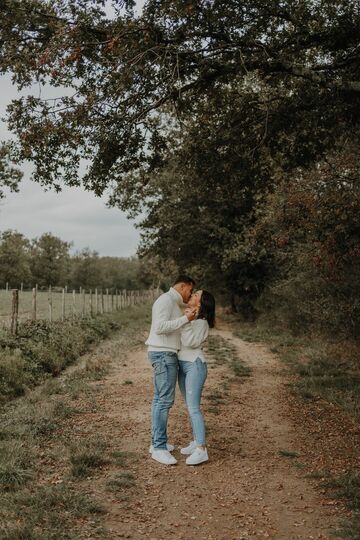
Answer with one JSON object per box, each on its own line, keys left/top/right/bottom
{"left": 0, "top": 230, "right": 31, "bottom": 287}
{"left": 0, "top": 143, "right": 22, "bottom": 199}
{"left": 30, "top": 233, "right": 71, "bottom": 287}
{"left": 70, "top": 248, "right": 104, "bottom": 289}
{"left": 1, "top": 0, "right": 360, "bottom": 315}
{"left": 0, "top": 0, "right": 359, "bottom": 194}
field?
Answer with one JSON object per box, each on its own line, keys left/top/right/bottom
{"left": 0, "top": 288, "right": 151, "bottom": 329}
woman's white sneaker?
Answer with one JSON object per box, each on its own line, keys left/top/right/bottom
{"left": 149, "top": 443, "right": 175, "bottom": 454}
{"left": 186, "top": 447, "right": 208, "bottom": 465}
{"left": 180, "top": 441, "right": 197, "bottom": 455}
{"left": 151, "top": 449, "right": 177, "bottom": 465}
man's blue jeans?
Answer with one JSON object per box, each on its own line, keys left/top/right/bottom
{"left": 178, "top": 358, "right": 208, "bottom": 446}
{"left": 148, "top": 351, "right": 178, "bottom": 450}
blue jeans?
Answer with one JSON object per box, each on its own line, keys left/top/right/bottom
{"left": 148, "top": 351, "right": 178, "bottom": 449}
{"left": 178, "top": 358, "right": 208, "bottom": 446}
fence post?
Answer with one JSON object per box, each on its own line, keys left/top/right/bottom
{"left": 101, "top": 289, "right": 104, "bottom": 314}
{"left": 32, "top": 287, "right": 37, "bottom": 320}
{"left": 89, "top": 289, "right": 93, "bottom": 317}
{"left": 72, "top": 289, "right": 76, "bottom": 316}
{"left": 106, "top": 288, "right": 109, "bottom": 312}
{"left": 61, "top": 288, "right": 65, "bottom": 321}
{"left": 115, "top": 289, "right": 119, "bottom": 310}
{"left": 11, "top": 289, "right": 19, "bottom": 335}
{"left": 111, "top": 289, "right": 114, "bottom": 312}
{"left": 48, "top": 285, "right": 53, "bottom": 322}
{"left": 82, "top": 289, "right": 86, "bottom": 317}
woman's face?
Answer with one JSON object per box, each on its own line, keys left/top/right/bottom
{"left": 188, "top": 289, "right": 203, "bottom": 309}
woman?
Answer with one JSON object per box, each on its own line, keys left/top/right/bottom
{"left": 178, "top": 289, "right": 216, "bottom": 465}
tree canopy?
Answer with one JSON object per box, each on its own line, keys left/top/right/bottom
{"left": 1, "top": 0, "right": 360, "bottom": 331}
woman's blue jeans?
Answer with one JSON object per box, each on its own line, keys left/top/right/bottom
{"left": 148, "top": 351, "right": 178, "bottom": 450}
{"left": 178, "top": 358, "right": 208, "bottom": 446}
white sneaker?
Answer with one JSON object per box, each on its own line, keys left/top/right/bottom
{"left": 186, "top": 447, "right": 208, "bottom": 465}
{"left": 149, "top": 443, "right": 175, "bottom": 454}
{"left": 180, "top": 440, "right": 197, "bottom": 455}
{"left": 151, "top": 449, "right": 177, "bottom": 465}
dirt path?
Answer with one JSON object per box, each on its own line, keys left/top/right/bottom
{"left": 74, "top": 322, "right": 349, "bottom": 540}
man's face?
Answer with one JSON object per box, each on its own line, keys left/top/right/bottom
{"left": 180, "top": 283, "right": 194, "bottom": 304}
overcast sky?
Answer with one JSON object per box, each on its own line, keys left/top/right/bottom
{"left": 0, "top": 1, "right": 145, "bottom": 257}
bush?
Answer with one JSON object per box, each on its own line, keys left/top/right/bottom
{"left": 0, "top": 314, "right": 121, "bottom": 403}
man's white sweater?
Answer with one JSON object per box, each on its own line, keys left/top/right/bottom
{"left": 145, "top": 287, "right": 189, "bottom": 352}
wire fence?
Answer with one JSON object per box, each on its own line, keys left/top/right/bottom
{"left": 0, "top": 286, "right": 158, "bottom": 334}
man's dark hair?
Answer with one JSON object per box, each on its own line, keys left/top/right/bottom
{"left": 173, "top": 275, "right": 196, "bottom": 286}
{"left": 198, "top": 290, "right": 216, "bottom": 328}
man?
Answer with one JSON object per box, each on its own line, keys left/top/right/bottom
{"left": 146, "top": 275, "right": 197, "bottom": 465}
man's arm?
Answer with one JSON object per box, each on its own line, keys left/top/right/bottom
{"left": 153, "top": 297, "right": 194, "bottom": 335}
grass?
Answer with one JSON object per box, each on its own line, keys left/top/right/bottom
{"left": 0, "top": 303, "right": 151, "bottom": 539}
{"left": 279, "top": 449, "right": 300, "bottom": 458}
{"left": 324, "top": 470, "right": 360, "bottom": 539}
{"left": 106, "top": 471, "right": 135, "bottom": 491}
{"left": 205, "top": 335, "right": 252, "bottom": 379}
{"left": 229, "top": 316, "right": 360, "bottom": 421}
{"left": 69, "top": 436, "right": 109, "bottom": 478}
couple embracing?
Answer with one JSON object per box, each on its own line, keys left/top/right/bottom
{"left": 145, "top": 275, "right": 215, "bottom": 466}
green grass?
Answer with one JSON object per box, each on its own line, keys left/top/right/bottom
{"left": 0, "top": 303, "right": 151, "bottom": 539}
{"left": 279, "top": 449, "right": 300, "bottom": 458}
{"left": 69, "top": 436, "right": 109, "bottom": 478}
{"left": 324, "top": 470, "right": 360, "bottom": 539}
{"left": 205, "top": 335, "right": 252, "bottom": 379}
{"left": 106, "top": 471, "right": 135, "bottom": 491}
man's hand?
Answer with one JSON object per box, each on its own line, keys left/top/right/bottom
{"left": 185, "top": 308, "right": 198, "bottom": 321}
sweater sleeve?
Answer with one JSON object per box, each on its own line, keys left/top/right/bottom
{"left": 153, "top": 297, "right": 189, "bottom": 335}
{"left": 180, "top": 320, "right": 209, "bottom": 348}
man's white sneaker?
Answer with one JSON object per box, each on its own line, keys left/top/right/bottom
{"left": 151, "top": 449, "right": 177, "bottom": 465}
{"left": 180, "top": 441, "right": 197, "bottom": 455}
{"left": 186, "top": 447, "right": 208, "bottom": 465}
{"left": 149, "top": 443, "right": 175, "bottom": 454}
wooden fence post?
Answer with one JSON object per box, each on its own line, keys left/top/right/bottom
{"left": 82, "top": 289, "right": 86, "bottom": 317}
{"left": 101, "top": 289, "right": 104, "bottom": 314}
{"left": 48, "top": 285, "right": 53, "bottom": 322}
{"left": 95, "top": 288, "right": 98, "bottom": 315}
{"left": 11, "top": 289, "right": 19, "bottom": 335}
{"left": 72, "top": 289, "right": 76, "bottom": 316}
{"left": 89, "top": 289, "right": 93, "bottom": 317}
{"left": 61, "top": 288, "right": 65, "bottom": 321}
{"left": 106, "top": 288, "right": 109, "bottom": 312}
{"left": 32, "top": 287, "right": 37, "bottom": 320}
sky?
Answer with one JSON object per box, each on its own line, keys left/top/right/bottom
{"left": 0, "top": 1, "right": 145, "bottom": 257}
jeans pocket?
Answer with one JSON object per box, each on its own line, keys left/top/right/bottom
{"left": 153, "top": 359, "right": 167, "bottom": 375}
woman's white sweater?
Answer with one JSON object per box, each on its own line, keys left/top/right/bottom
{"left": 178, "top": 319, "right": 209, "bottom": 362}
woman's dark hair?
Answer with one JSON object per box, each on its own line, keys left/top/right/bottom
{"left": 197, "top": 290, "right": 216, "bottom": 328}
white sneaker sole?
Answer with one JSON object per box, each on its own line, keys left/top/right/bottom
{"left": 151, "top": 454, "right": 177, "bottom": 465}
{"left": 186, "top": 456, "right": 208, "bottom": 465}
{"left": 149, "top": 443, "right": 175, "bottom": 454}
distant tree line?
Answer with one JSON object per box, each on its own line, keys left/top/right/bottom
{"left": 0, "top": 230, "right": 153, "bottom": 290}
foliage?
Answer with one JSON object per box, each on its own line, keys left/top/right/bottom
{"left": 0, "top": 230, "right": 152, "bottom": 289}
{"left": 0, "top": 313, "right": 120, "bottom": 402}
{"left": 1, "top": 1, "right": 360, "bottom": 333}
